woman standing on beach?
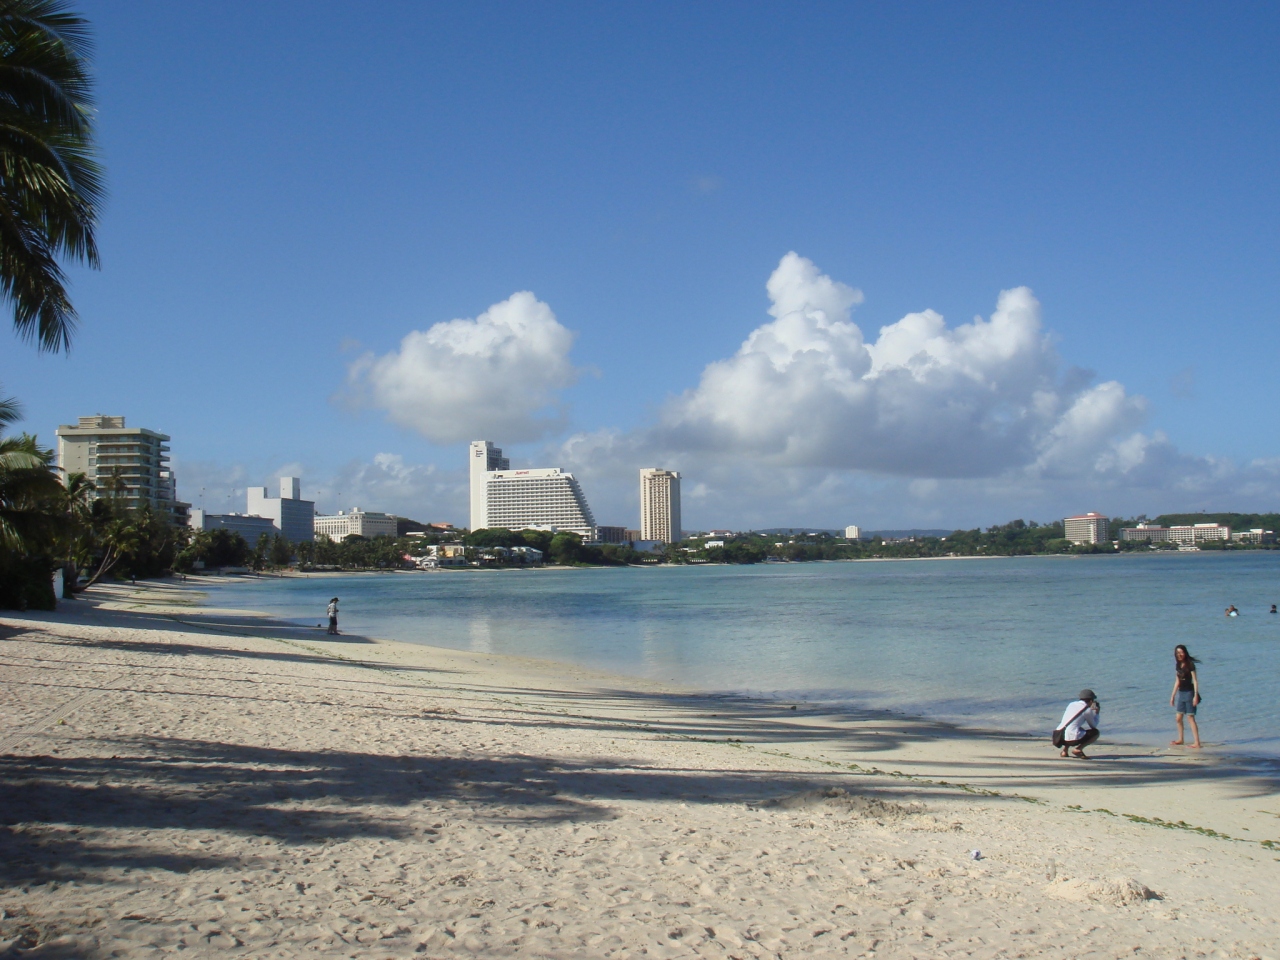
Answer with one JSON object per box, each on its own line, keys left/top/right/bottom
{"left": 1170, "top": 644, "right": 1202, "bottom": 748}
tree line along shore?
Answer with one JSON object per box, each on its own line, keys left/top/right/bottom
{"left": 6, "top": 496, "right": 1277, "bottom": 615}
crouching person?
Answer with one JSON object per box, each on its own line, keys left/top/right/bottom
{"left": 1057, "top": 689, "right": 1101, "bottom": 759}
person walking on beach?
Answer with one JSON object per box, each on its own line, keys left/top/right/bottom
{"left": 326, "top": 597, "right": 339, "bottom": 635}
{"left": 1170, "top": 644, "right": 1202, "bottom": 748}
{"left": 1056, "top": 689, "right": 1101, "bottom": 759}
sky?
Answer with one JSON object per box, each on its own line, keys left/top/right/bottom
{"left": 5, "top": 2, "right": 1280, "bottom": 531}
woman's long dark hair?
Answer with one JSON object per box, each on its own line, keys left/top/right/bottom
{"left": 1174, "top": 644, "right": 1200, "bottom": 672}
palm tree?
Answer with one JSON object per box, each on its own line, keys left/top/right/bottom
{"left": 0, "top": 426, "right": 62, "bottom": 550}
{"left": 0, "top": 0, "right": 102, "bottom": 353}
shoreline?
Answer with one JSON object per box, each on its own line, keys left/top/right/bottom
{"left": 65, "top": 578, "right": 1280, "bottom": 838}
{"left": 3, "top": 579, "right": 1279, "bottom": 957}
{"left": 201, "top": 569, "right": 1280, "bottom": 766}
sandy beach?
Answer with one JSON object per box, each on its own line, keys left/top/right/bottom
{"left": 2, "top": 579, "right": 1278, "bottom": 959}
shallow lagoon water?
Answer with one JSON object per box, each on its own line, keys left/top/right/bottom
{"left": 208, "top": 552, "right": 1280, "bottom": 756}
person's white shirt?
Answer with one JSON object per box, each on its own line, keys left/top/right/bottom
{"left": 1059, "top": 699, "right": 1099, "bottom": 741}
{"left": 327, "top": 601, "right": 338, "bottom": 618}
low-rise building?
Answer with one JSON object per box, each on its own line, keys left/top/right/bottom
{"left": 314, "top": 508, "right": 399, "bottom": 540}
{"left": 1120, "top": 522, "right": 1231, "bottom": 546}
{"left": 1232, "top": 528, "right": 1276, "bottom": 544}
{"left": 704, "top": 540, "right": 725, "bottom": 549}
{"left": 596, "top": 525, "right": 629, "bottom": 544}
{"left": 1064, "top": 513, "right": 1110, "bottom": 544}
{"left": 415, "top": 542, "right": 469, "bottom": 568}
{"left": 188, "top": 510, "right": 277, "bottom": 543}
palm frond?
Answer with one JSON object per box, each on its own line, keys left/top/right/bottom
{"left": 0, "top": 0, "right": 99, "bottom": 354}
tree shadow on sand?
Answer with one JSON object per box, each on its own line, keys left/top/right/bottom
{"left": 0, "top": 733, "right": 943, "bottom": 886}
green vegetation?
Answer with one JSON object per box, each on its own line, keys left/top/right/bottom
{"left": 1153, "top": 512, "right": 1280, "bottom": 532}
{"left": 464, "top": 527, "right": 642, "bottom": 566}
{"left": 0, "top": 0, "right": 103, "bottom": 352}
{"left": 666, "top": 520, "right": 1083, "bottom": 565}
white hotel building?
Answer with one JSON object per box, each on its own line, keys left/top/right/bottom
{"left": 1119, "top": 522, "right": 1231, "bottom": 546}
{"left": 313, "top": 508, "right": 398, "bottom": 540}
{"left": 469, "top": 440, "right": 596, "bottom": 538}
{"left": 1063, "top": 512, "right": 1110, "bottom": 544}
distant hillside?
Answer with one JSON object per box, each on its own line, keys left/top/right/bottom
{"left": 1153, "top": 513, "right": 1280, "bottom": 531}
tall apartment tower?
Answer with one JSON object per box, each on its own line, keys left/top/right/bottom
{"left": 469, "top": 440, "right": 509, "bottom": 531}
{"left": 55, "top": 415, "right": 189, "bottom": 524}
{"left": 639, "top": 467, "right": 681, "bottom": 543}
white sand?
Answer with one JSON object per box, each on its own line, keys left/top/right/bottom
{"left": 2, "top": 578, "right": 1278, "bottom": 959}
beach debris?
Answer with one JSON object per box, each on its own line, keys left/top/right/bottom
{"left": 753, "top": 787, "right": 924, "bottom": 820}
{"left": 970, "top": 849, "right": 982, "bottom": 860}
{"left": 1045, "top": 876, "right": 1160, "bottom": 905}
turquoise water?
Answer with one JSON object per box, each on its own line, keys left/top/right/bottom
{"left": 207, "top": 553, "right": 1280, "bottom": 756}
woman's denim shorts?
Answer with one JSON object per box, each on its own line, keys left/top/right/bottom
{"left": 1174, "top": 690, "right": 1197, "bottom": 715}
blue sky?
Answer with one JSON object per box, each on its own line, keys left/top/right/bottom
{"left": 6, "top": 2, "right": 1280, "bottom": 529}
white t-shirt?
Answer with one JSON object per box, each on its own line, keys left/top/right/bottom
{"left": 1058, "top": 700, "right": 1098, "bottom": 741}
{"left": 327, "top": 602, "right": 338, "bottom": 618}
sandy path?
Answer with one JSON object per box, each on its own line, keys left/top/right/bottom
{"left": 1, "top": 580, "right": 1278, "bottom": 959}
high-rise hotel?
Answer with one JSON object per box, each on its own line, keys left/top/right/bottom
{"left": 469, "top": 440, "right": 596, "bottom": 538}
{"left": 639, "top": 467, "right": 681, "bottom": 543}
{"left": 56, "top": 415, "right": 189, "bottom": 524}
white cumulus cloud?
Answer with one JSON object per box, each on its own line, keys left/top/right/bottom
{"left": 543, "top": 253, "right": 1280, "bottom": 530}
{"left": 346, "top": 291, "right": 580, "bottom": 444}
{"left": 654, "top": 252, "right": 1147, "bottom": 479}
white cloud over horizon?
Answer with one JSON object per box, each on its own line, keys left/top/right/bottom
{"left": 545, "top": 254, "right": 1280, "bottom": 529}
{"left": 651, "top": 252, "right": 1152, "bottom": 479}
{"left": 344, "top": 291, "right": 580, "bottom": 444}
{"left": 303, "top": 253, "right": 1279, "bottom": 530}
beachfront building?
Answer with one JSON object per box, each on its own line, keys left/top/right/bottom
{"left": 596, "top": 525, "right": 629, "bottom": 544}
{"left": 1064, "top": 513, "right": 1110, "bottom": 544}
{"left": 844, "top": 525, "right": 862, "bottom": 540}
{"left": 188, "top": 510, "right": 277, "bottom": 543}
{"left": 468, "top": 440, "right": 510, "bottom": 531}
{"left": 1120, "top": 522, "right": 1231, "bottom": 546}
{"left": 314, "top": 508, "right": 399, "bottom": 540}
{"left": 640, "top": 467, "right": 681, "bottom": 543}
{"left": 55, "top": 415, "right": 189, "bottom": 524}
{"left": 485, "top": 468, "right": 596, "bottom": 538}
{"left": 247, "top": 477, "right": 315, "bottom": 542}
{"left": 1233, "top": 528, "right": 1276, "bottom": 544}
{"left": 468, "top": 440, "right": 597, "bottom": 538}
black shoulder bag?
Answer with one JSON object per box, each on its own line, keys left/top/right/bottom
{"left": 1052, "top": 704, "right": 1091, "bottom": 748}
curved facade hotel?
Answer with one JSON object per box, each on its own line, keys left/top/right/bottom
{"left": 469, "top": 440, "right": 596, "bottom": 538}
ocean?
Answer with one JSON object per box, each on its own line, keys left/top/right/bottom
{"left": 206, "top": 552, "right": 1280, "bottom": 757}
